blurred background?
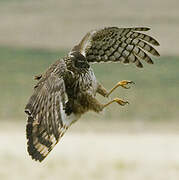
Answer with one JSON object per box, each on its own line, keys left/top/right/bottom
{"left": 0, "top": 0, "right": 179, "bottom": 179}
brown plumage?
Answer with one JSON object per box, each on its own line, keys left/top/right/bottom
{"left": 25, "top": 26, "right": 160, "bottom": 162}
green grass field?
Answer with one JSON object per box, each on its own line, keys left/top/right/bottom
{"left": 0, "top": 46, "right": 178, "bottom": 122}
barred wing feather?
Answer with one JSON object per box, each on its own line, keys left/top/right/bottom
{"left": 73, "top": 27, "right": 160, "bottom": 68}
{"left": 25, "top": 60, "right": 70, "bottom": 162}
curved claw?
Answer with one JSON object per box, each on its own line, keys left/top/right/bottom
{"left": 121, "top": 80, "right": 135, "bottom": 89}
{"left": 106, "top": 80, "right": 135, "bottom": 97}
{"left": 114, "top": 98, "right": 129, "bottom": 106}
{"left": 128, "top": 81, "right": 135, "bottom": 84}
{"left": 121, "top": 85, "right": 130, "bottom": 89}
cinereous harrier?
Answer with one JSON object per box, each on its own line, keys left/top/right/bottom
{"left": 25, "top": 27, "right": 160, "bottom": 162}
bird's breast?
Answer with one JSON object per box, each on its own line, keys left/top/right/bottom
{"left": 64, "top": 68, "right": 98, "bottom": 115}
{"left": 64, "top": 68, "right": 97, "bottom": 98}
{"left": 77, "top": 68, "right": 98, "bottom": 95}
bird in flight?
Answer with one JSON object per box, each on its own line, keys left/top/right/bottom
{"left": 25, "top": 26, "right": 160, "bottom": 162}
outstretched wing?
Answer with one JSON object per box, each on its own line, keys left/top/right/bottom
{"left": 72, "top": 27, "right": 160, "bottom": 68}
{"left": 25, "top": 59, "right": 69, "bottom": 162}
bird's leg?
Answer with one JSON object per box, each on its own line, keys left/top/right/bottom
{"left": 96, "top": 83, "right": 109, "bottom": 97}
{"left": 85, "top": 94, "right": 129, "bottom": 113}
{"left": 106, "top": 80, "right": 135, "bottom": 97}
{"left": 103, "top": 98, "right": 129, "bottom": 108}
{"left": 97, "top": 81, "right": 134, "bottom": 98}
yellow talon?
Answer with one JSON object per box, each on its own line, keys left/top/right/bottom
{"left": 103, "top": 98, "right": 129, "bottom": 108}
{"left": 113, "top": 98, "right": 129, "bottom": 106}
{"left": 117, "top": 80, "right": 135, "bottom": 89}
{"left": 106, "top": 80, "right": 135, "bottom": 97}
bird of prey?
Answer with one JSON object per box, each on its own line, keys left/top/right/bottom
{"left": 25, "top": 27, "right": 160, "bottom": 162}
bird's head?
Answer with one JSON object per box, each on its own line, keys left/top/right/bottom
{"left": 69, "top": 51, "right": 90, "bottom": 70}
